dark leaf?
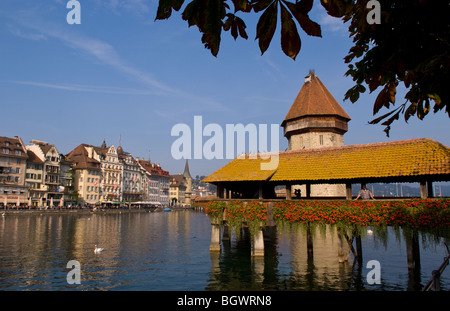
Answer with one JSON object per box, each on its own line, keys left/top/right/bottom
{"left": 182, "top": 0, "right": 203, "bottom": 28}
{"left": 388, "top": 82, "right": 396, "bottom": 104}
{"left": 156, "top": 0, "right": 185, "bottom": 20}
{"left": 381, "top": 109, "right": 401, "bottom": 127}
{"left": 232, "top": 0, "right": 252, "bottom": 12}
{"left": 417, "top": 98, "right": 431, "bottom": 120}
{"left": 236, "top": 17, "right": 249, "bottom": 39}
{"left": 344, "top": 85, "right": 361, "bottom": 103}
{"left": 252, "top": 0, "right": 274, "bottom": 13}
{"left": 297, "top": 0, "right": 314, "bottom": 13}
{"left": 280, "top": 3, "right": 301, "bottom": 60}
{"left": 224, "top": 13, "right": 248, "bottom": 40}
{"left": 320, "top": 0, "right": 352, "bottom": 18}
{"left": 368, "top": 75, "right": 381, "bottom": 93}
{"left": 368, "top": 108, "right": 398, "bottom": 125}
{"left": 256, "top": 1, "right": 278, "bottom": 55}
{"left": 373, "top": 85, "right": 390, "bottom": 115}
{"left": 417, "top": 100, "right": 425, "bottom": 120}
{"left": 284, "top": 1, "right": 321, "bottom": 37}
{"left": 182, "top": 0, "right": 226, "bottom": 57}
{"left": 404, "top": 102, "right": 416, "bottom": 123}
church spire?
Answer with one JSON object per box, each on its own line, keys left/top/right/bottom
{"left": 183, "top": 159, "right": 192, "bottom": 179}
{"left": 101, "top": 139, "right": 107, "bottom": 149}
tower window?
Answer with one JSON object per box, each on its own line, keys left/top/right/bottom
{"left": 319, "top": 135, "right": 324, "bottom": 145}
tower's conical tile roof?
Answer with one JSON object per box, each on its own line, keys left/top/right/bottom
{"left": 282, "top": 72, "right": 351, "bottom": 126}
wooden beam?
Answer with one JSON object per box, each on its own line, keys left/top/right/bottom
{"left": 345, "top": 183, "right": 352, "bottom": 200}
{"left": 217, "top": 183, "right": 224, "bottom": 199}
{"left": 258, "top": 181, "right": 263, "bottom": 200}
{"left": 306, "top": 183, "right": 311, "bottom": 198}
{"left": 420, "top": 181, "right": 427, "bottom": 199}
{"left": 286, "top": 184, "right": 292, "bottom": 200}
{"left": 427, "top": 181, "right": 434, "bottom": 198}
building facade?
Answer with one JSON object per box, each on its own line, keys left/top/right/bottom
{"left": 0, "top": 136, "right": 28, "bottom": 207}
{"left": 1, "top": 136, "right": 174, "bottom": 208}
{"left": 98, "top": 144, "right": 123, "bottom": 202}
{"left": 169, "top": 160, "right": 193, "bottom": 206}
{"left": 25, "top": 148, "right": 46, "bottom": 206}
{"left": 121, "top": 149, "right": 144, "bottom": 203}
{"left": 26, "top": 141, "right": 65, "bottom": 207}
{"left": 67, "top": 144, "right": 102, "bottom": 205}
{"left": 138, "top": 159, "right": 170, "bottom": 206}
{"left": 169, "top": 174, "right": 187, "bottom": 205}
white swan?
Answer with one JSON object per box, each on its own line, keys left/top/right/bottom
{"left": 94, "top": 245, "right": 104, "bottom": 253}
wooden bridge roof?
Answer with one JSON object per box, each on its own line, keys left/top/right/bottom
{"left": 202, "top": 138, "right": 450, "bottom": 184}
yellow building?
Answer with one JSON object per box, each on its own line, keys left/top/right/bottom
{"left": 169, "top": 160, "right": 192, "bottom": 206}
{"left": 67, "top": 144, "right": 102, "bottom": 205}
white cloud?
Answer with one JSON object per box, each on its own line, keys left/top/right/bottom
{"left": 8, "top": 81, "right": 154, "bottom": 95}
{"left": 6, "top": 8, "right": 231, "bottom": 115}
{"left": 101, "top": 0, "right": 150, "bottom": 14}
{"left": 319, "top": 14, "right": 348, "bottom": 33}
{"left": 309, "top": 3, "right": 349, "bottom": 35}
{"left": 8, "top": 26, "right": 47, "bottom": 41}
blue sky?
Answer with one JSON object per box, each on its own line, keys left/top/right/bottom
{"left": 1, "top": 0, "right": 449, "bottom": 178}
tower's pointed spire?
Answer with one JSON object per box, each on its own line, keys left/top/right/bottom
{"left": 183, "top": 159, "right": 192, "bottom": 179}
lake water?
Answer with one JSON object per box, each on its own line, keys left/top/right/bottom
{"left": 0, "top": 210, "right": 449, "bottom": 291}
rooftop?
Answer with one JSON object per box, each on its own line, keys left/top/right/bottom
{"left": 203, "top": 138, "right": 450, "bottom": 184}
{"left": 282, "top": 72, "right": 351, "bottom": 127}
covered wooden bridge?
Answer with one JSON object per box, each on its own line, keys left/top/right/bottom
{"left": 203, "top": 138, "right": 450, "bottom": 200}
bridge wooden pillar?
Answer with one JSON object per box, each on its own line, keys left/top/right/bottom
{"left": 210, "top": 224, "right": 221, "bottom": 252}
{"left": 251, "top": 228, "right": 264, "bottom": 256}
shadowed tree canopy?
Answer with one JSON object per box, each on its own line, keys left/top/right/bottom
{"left": 155, "top": 0, "right": 450, "bottom": 135}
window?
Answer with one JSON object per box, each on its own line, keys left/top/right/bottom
{"left": 15, "top": 150, "right": 22, "bottom": 155}
{"left": 319, "top": 135, "right": 324, "bottom": 145}
{"left": 2, "top": 148, "right": 10, "bottom": 154}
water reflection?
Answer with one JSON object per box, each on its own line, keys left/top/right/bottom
{"left": 0, "top": 211, "right": 449, "bottom": 290}
{"left": 207, "top": 223, "right": 450, "bottom": 291}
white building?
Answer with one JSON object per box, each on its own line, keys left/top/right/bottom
{"left": 119, "top": 147, "right": 144, "bottom": 203}
{"left": 138, "top": 159, "right": 170, "bottom": 206}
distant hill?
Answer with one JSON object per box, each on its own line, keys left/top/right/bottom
{"left": 352, "top": 183, "right": 449, "bottom": 198}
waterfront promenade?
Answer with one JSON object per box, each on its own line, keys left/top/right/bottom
{"left": 1, "top": 205, "right": 190, "bottom": 215}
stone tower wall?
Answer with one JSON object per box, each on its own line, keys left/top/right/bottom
{"left": 289, "top": 131, "right": 344, "bottom": 150}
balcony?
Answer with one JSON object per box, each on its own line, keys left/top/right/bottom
{"left": 45, "top": 166, "right": 59, "bottom": 174}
